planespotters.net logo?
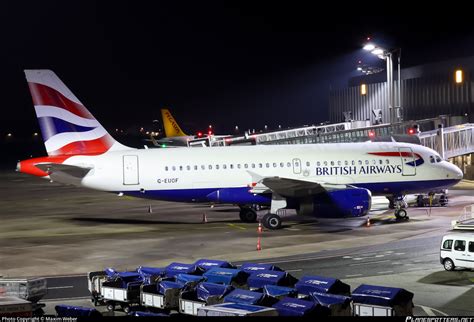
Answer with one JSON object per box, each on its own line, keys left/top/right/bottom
{"left": 406, "top": 317, "right": 474, "bottom": 322}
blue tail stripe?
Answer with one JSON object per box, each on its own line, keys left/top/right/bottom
{"left": 38, "top": 116, "right": 96, "bottom": 141}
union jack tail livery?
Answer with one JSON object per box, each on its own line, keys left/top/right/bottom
{"left": 25, "top": 70, "right": 128, "bottom": 156}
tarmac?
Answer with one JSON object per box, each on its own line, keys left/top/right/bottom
{"left": 1, "top": 170, "right": 473, "bottom": 315}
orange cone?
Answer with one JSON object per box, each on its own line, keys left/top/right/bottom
{"left": 256, "top": 236, "right": 262, "bottom": 251}
{"left": 257, "top": 222, "right": 263, "bottom": 234}
{"left": 366, "top": 216, "right": 371, "bottom": 227}
{"left": 202, "top": 213, "right": 208, "bottom": 223}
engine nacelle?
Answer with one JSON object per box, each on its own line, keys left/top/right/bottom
{"left": 296, "top": 188, "right": 371, "bottom": 218}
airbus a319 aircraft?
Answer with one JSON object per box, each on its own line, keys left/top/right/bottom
{"left": 17, "top": 70, "right": 463, "bottom": 229}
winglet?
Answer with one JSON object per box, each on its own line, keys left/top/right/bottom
{"left": 161, "top": 108, "right": 187, "bottom": 137}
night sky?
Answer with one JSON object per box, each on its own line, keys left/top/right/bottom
{"left": 2, "top": 2, "right": 474, "bottom": 136}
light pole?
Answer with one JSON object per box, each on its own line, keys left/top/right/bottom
{"left": 363, "top": 41, "right": 401, "bottom": 124}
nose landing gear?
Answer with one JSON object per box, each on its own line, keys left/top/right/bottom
{"left": 392, "top": 195, "right": 409, "bottom": 220}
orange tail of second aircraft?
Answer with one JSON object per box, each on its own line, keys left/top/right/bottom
{"left": 161, "top": 108, "right": 187, "bottom": 137}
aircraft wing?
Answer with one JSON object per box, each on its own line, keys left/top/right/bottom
{"left": 36, "top": 163, "right": 92, "bottom": 186}
{"left": 261, "top": 177, "right": 348, "bottom": 198}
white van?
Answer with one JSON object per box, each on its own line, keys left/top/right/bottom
{"left": 440, "top": 234, "right": 474, "bottom": 271}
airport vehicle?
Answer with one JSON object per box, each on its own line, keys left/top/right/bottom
{"left": 18, "top": 70, "right": 463, "bottom": 229}
{"left": 0, "top": 277, "right": 47, "bottom": 314}
{"left": 451, "top": 205, "right": 474, "bottom": 230}
{"left": 440, "top": 233, "right": 474, "bottom": 271}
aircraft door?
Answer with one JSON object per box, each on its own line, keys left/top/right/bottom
{"left": 399, "top": 147, "right": 416, "bottom": 176}
{"left": 123, "top": 155, "right": 139, "bottom": 185}
{"left": 292, "top": 158, "right": 302, "bottom": 174}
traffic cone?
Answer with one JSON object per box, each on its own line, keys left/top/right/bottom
{"left": 256, "top": 236, "right": 262, "bottom": 251}
{"left": 148, "top": 205, "right": 153, "bottom": 213}
{"left": 257, "top": 222, "right": 263, "bottom": 234}
{"left": 202, "top": 213, "right": 208, "bottom": 223}
{"left": 366, "top": 216, "right": 371, "bottom": 227}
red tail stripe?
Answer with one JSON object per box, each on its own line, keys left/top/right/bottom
{"left": 28, "top": 82, "right": 94, "bottom": 120}
{"left": 48, "top": 134, "right": 114, "bottom": 156}
{"left": 19, "top": 155, "right": 71, "bottom": 177}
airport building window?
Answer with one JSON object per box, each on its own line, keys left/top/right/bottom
{"left": 165, "top": 166, "right": 169, "bottom": 171}
{"left": 469, "top": 242, "right": 474, "bottom": 253}
{"left": 186, "top": 165, "right": 191, "bottom": 171}
{"left": 442, "top": 239, "right": 453, "bottom": 249}
{"left": 172, "top": 166, "right": 176, "bottom": 171}
{"left": 454, "top": 240, "right": 466, "bottom": 251}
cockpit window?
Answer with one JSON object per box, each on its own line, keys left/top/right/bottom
{"left": 435, "top": 156, "right": 442, "bottom": 163}
{"left": 430, "top": 156, "right": 435, "bottom": 163}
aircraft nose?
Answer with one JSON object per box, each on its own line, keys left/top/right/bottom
{"left": 453, "top": 165, "right": 463, "bottom": 180}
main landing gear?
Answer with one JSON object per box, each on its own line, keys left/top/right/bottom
{"left": 239, "top": 205, "right": 258, "bottom": 223}
{"left": 262, "top": 213, "right": 282, "bottom": 230}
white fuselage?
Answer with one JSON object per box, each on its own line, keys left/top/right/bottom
{"left": 60, "top": 142, "right": 462, "bottom": 203}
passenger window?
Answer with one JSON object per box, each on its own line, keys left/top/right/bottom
{"left": 230, "top": 164, "right": 234, "bottom": 169}
{"left": 324, "top": 161, "right": 328, "bottom": 166}
{"left": 358, "top": 160, "right": 363, "bottom": 165}
{"left": 186, "top": 165, "right": 191, "bottom": 171}
{"left": 216, "top": 165, "right": 219, "bottom": 170}
{"left": 280, "top": 162, "right": 284, "bottom": 167}
{"left": 259, "top": 163, "right": 263, "bottom": 168}
{"left": 469, "top": 242, "right": 474, "bottom": 253}
{"left": 208, "top": 165, "right": 212, "bottom": 170}
{"left": 442, "top": 239, "right": 453, "bottom": 250}
{"left": 237, "top": 164, "right": 241, "bottom": 169}
{"left": 194, "top": 165, "right": 198, "bottom": 170}
{"left": 172, "top": 166, "right": 176, "bottom": 171}
{"left": 306, "top": 161, "right": 311, "bottom": 167}
{"left": 223, "top": 164, "right": 227, "bottom": 169}
{"left": 352, "top": 160, "right": 355, "bottom": 166}
{"left": 379, "top": 159, "right": 383, "bottom": 165}
{"left": 179, "top": 166, "right": 183, "bottom": 171}
{"left": 273, "top": 163, "right": 277, "bottom": 168}
{"left": 372, "top": 160, "right": 377, "bottom": 165}
{"left": 430, "top": 156, "right": 435, "bottom": 164}
{"left": 365, "top": 160, "right": 369, "bottom": 165}
{"left": 330, "top": 161, "right": 334, "bottom": 166}
{"left": 244, "top": 164, "right": 248, "bottom": 169}
{"left": 251, "top": 164, "right": 255, "bottom": 168}
{"left": 287, "top": 162, "right": 291, "bottom": 167}
{"left": 386, "top": 159, "right": 390, "bottom": 164}
{"left": 317, "top": 161, "right": 321, "bottom": 167}
{"left": 266, "top": 163, "right": 270, "bottom": 168}
{"left": 454, "top": 240, "right": 466, "bottom": 251}
{"left": 344, "top": 160, "right": 348, "bottom": 166}
{"left": 165, "top": 166, "right": 169, "bottom": 171}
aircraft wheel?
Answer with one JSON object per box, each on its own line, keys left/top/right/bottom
{"left": 443, "top": 258, "right": 455, "bottom": 271}
{"left": 440, "top": 195, "right": 448, "bottom": 206}
{"left": 239, "top": 208, "right": 257, "bottom": 223}
{"left": 395, "top": 209, "right": 408, "bottom": 220}
{"left": 262, "top": 213, "right": 282, "bottom": 230}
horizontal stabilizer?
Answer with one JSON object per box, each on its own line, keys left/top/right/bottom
{"left": 36, "top": 163, "right": 92, "bottom": 186}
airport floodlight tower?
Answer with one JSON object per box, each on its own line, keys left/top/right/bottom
{"left": 363, "top": 38, "right": 402, "bottom": 124}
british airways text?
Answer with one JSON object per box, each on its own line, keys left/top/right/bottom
{"left": 316, "top": 165, "right": 403, "bottom": 176}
